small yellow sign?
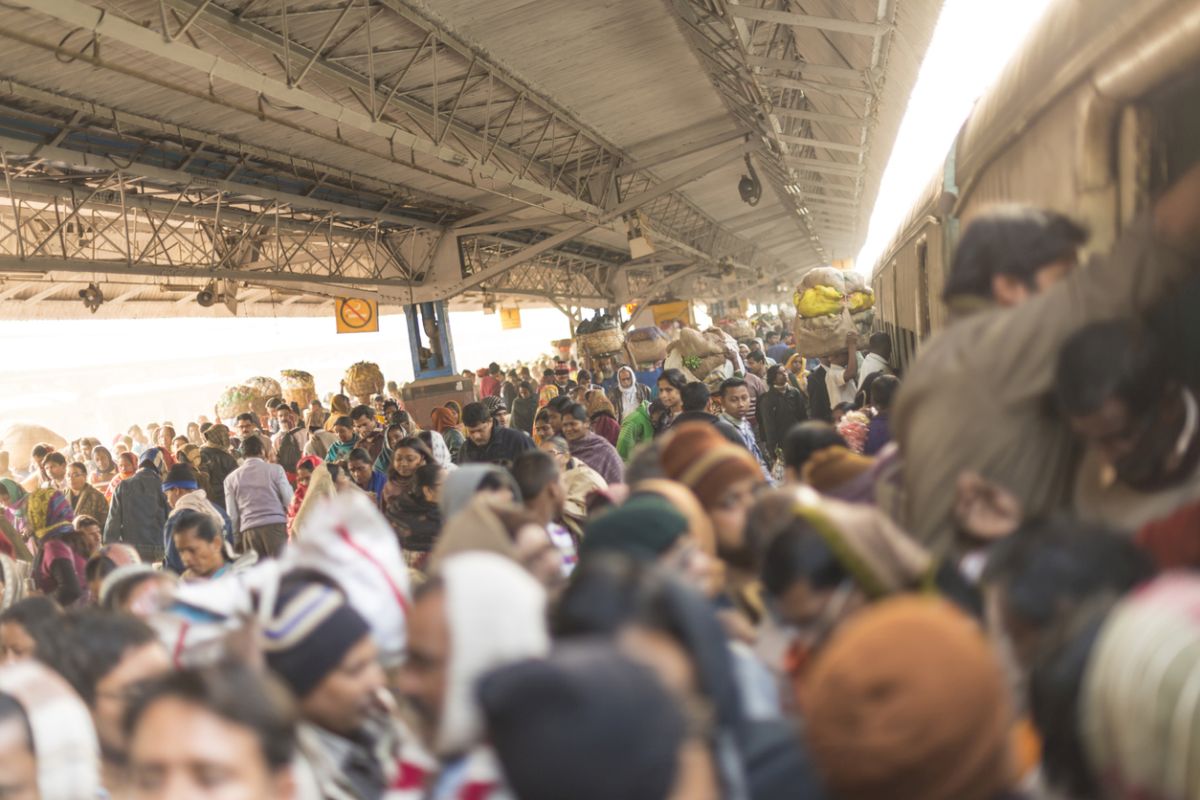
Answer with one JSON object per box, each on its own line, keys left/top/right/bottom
{"left": 650, "top": 300, "right": 692, "bottom": 328}
{"left": 499, "top": 306, "right": 521, "bottom": 330}
{"left": 335, "top": 297, "right": 379, "bottom": 334}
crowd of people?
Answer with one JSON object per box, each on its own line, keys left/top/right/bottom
{"left": 0, "top": 162, "right": 1196, "bottom": 800}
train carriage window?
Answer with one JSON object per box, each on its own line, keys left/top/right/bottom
{"left": 1143, "top": 69, "right": 1200, "bottom": 196}
{"left": 1137, "top": 69, "right": 1200, "bottom": 388}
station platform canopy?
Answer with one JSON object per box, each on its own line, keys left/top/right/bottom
{"left": 0, "top": 0, "right": 942, "bottom": 318}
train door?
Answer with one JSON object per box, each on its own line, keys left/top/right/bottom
{"left": 916, "top": 238, "right": 932, "bottom": 340}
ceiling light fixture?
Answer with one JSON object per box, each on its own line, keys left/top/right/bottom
{"left": 78, "top": 282, "right": 104, "bottom": 313}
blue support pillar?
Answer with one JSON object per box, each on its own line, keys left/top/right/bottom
{"left": 405, "top": 301, "right": 457, "bottom": 379}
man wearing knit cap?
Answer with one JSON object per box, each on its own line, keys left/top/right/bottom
{"left": 580, "top": 493, "right": 714, "bottom": 594}
{"left": 394, "top": 552, "right": 550, "bottom": 799}
{"left": 803, "top": 596, "right": 1017, "bottom": 800}
{"left": 263, "top": 582, "right": 396, "bottom": 800}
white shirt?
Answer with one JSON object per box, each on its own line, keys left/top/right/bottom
{"left": 826, "top": 364, "right": 859, "bottom": 406}
{"left": 860, "top": 352, "right": 892, "bottom": 385}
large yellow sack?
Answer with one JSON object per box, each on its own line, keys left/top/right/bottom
{"left": 794, "top": 267, "right": 876, "bottom": 318}
{"left": 795, "top": 285, "right": 844, "bottom": 317}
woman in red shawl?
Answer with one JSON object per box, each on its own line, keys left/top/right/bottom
{"left": 104, "top": 451, "right": 138, "bottom": 501}
{"left": 287, "top": 456, "right": 323, "bottom": 536}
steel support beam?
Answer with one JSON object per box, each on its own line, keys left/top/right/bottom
{"left": 779, "top": 135, "right": 864, "bottom": 155}
{"left": 727, "top": 5, "right": 887, "bottom": 38}
{"left": 760, "top": 76, "right": 874, "bottom": 101}
{"left": 743, "top": 54, "right": 867, "bottom": 84}
{"left": 786, "top": 157, "right": 865, "bottom": 177}
{"left": 773, "top": 109, "right": 867, "bottom": 128}
{"left": 20, "top": 0, "right": 596, "bottom": 217}
{"left": 614, "top": 128, "right": 750, "bottom": 176}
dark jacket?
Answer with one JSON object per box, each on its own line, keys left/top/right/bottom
{"left": 672, "top": 410, "right": 744, "bottom": 447}
{"left": 511, "top": 395, "right": 538, "bottom": 434}
{"left": 199, "top": 445, "right": 239, "bottom": 510}
{"left": 864, "top": 414, "right": 892, "bottom": 456}
{"left": 757, "top": 386, "right": 809, "bottom": 460}
{"left": 460, "top": 425, "right": 537, "bottom": 468}
{"left": 104, "top": 467, "right": 170, "bottom": 558}
{"left": 807, "top": 365, "right": 832, "bottom": 422}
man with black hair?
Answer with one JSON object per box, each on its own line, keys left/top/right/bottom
{"left": 36, "top": 609, "right": 170, "bottom": 791}
{"left": 459, "top": 402, "right": 536, "bottom": 467}
{"left": 757, "top": 365, "right": 809, "bottom": 466}
{"left": 673, "top": 382, "right": 743, "bottom": 446}
{"left": 718, "top": 378, "right": 770, "bottom": 476}
{"left": 350, "top": 405, "right": 385, "bottom": 462}
{"left": 894, "top": 163, "right": 1200, "bottom": 556}
{"left": 271, "top": 403, "right": 310, "bottom": 481}
{"left": 511, "top": 449, "right": 578, "bottom": 573}
{"left": 234, "top": 412, "right": 274, "bottom": 463}
{"left": 223, "top": 435, "right": 292, "bottom": 559}
{"left": 40, "top": 451, "right": 68, "bottom": 493}
{"left": 126, "top": 664, "right": 298, "bottom": 800}
{"left": 780, "top": 422, "right": 846, "bottom": 485}
{"left": 860, "top": 331, "right": 894, "bottom": 385}
{"left": 1055, "top": 320, "right": 1200, "bottom": 530}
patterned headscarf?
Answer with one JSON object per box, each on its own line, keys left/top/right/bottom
{"left": 1083, "top": 574, "right": 1200, "bottom": 799}
{"left": 202, "top": 424, "right": 231, "bottom": 450}
{"left": 139, "top": 447, "right": 166, "bottom": 475}
{"left": 26, "top": 489, "right": 74, "bottom": 540}
{"left": 178, "top": 444, "right": 203, "bottom": 471}
{"left": 0, "top": 660, "right": 100, "bottom": 799}
{"left": 538, "top": 385, "right": 560, "bottom": 409}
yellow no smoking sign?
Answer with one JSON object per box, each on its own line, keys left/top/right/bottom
{"left": 335, "top": 297, "right": 379, "bottom": 334}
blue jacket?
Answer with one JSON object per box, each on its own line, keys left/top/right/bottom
{"left": 163, "top": 496, "right": 233, "bottom": 574}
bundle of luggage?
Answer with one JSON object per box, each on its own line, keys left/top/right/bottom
{"left": 575, "top": 313, "right": 625, "bottom": 357}
{"left": 626, "top": 326, "right": 669, "bottom": 367}
{"left": 792, "top": 267, "right": 875, "bottom": 356}
{"left": 281, "top": 370, "right": 317, "bottom": 408}
{"left": 344, "top": 361, "right": 385, "bottom": 404}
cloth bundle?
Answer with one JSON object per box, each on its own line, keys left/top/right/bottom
{"left": 665, "top": 327, "right": 731, "bottom": 384}
{"left": 792, "top": 267, "right": 876, "bottom": 357}
{"left": 626, "top": 326, "right": 669, "bottom": 366}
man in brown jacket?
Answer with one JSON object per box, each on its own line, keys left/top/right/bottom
{"left": 892, "top": 164, "right": 1200, "bottom": 559}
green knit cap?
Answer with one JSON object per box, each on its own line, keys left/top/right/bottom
{"left": 581, "top": 494, "right": 689, "bottom": 562}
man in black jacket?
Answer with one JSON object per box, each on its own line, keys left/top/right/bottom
{"left": 104, "top": 448, "right": 171, "bottom": 563}
{"left": 459, "top": 402, "right": 537, "bottom": 467}
{"left": 757, "top": 365, "right": 809, "bottom": 465}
